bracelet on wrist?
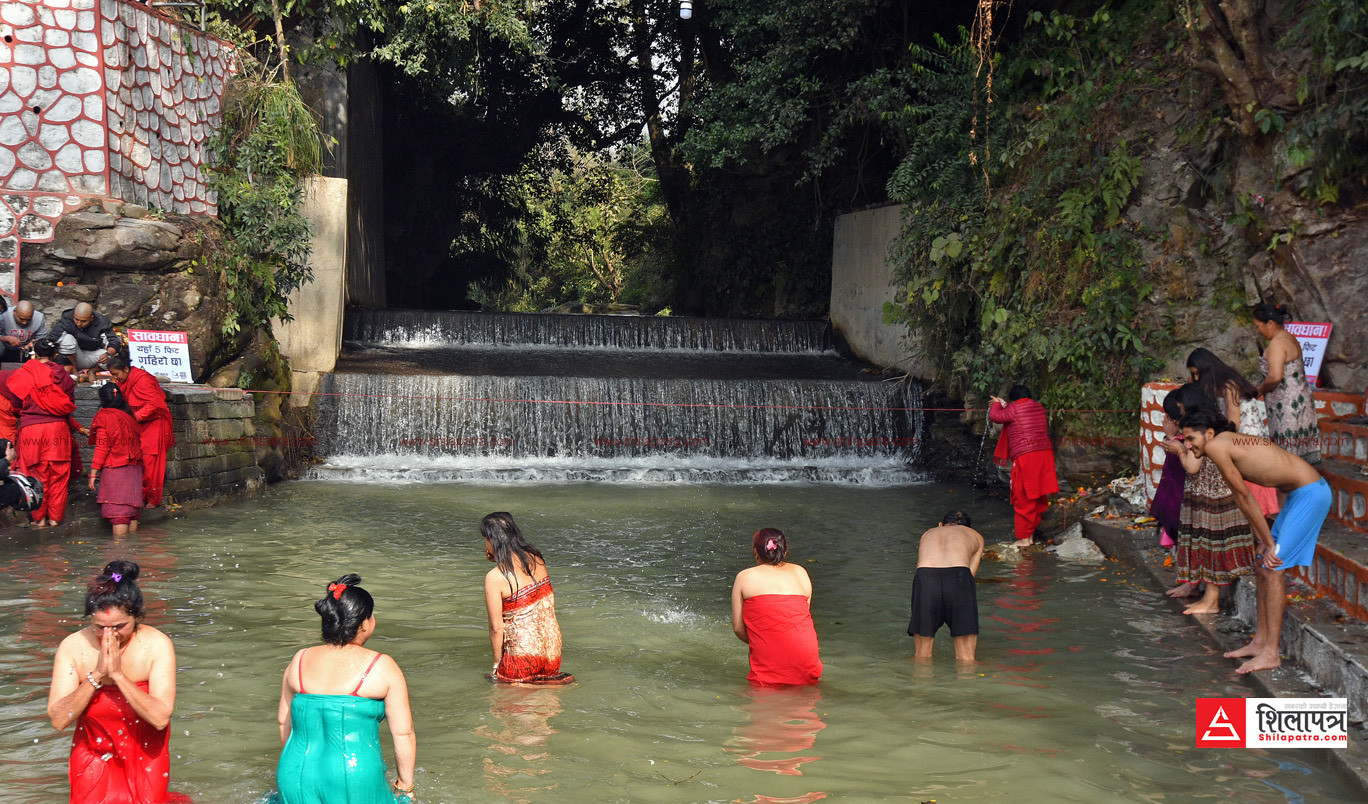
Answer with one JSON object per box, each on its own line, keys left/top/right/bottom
{"left": 391, "top": 778, "right": 414, "bottom": 793}
{"left": 86, "top": 671, "right": 101, "bottom": 690}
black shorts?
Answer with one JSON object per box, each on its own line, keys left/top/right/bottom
{"left": 908, "top": 566, "right": 979, "bottom": 638}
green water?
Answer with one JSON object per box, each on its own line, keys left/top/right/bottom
{"left": 0, "top": 481, "right": 1358, "bottom": 803}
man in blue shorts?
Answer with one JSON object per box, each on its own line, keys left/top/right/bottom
{"left": 908, "top": 511, "right": 985, "bottom": 662}
{"left": 1179, "top": 409, "right": 1331, "bottom": 674}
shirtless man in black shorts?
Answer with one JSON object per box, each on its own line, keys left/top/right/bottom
{"left": 908, "top": 511, "right": 985, "bottom": 662}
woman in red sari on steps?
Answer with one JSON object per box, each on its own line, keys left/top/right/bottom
{"left": 731, "top": 528, "right": 823, "bottom": 686}
{"left": 481, "top": 512, "right": 573, "bottom": 684}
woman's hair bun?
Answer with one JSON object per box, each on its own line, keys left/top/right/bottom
{"left": 101, "top": 559, "right": 140, "bottom": 584}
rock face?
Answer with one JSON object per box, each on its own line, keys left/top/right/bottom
{"left": 18, "top": 201, "right": 239, "bottom": 380}
{"left": 17, "top": 202, "right": 313, "bottom": 481}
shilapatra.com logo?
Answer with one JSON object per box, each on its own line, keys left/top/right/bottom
{"left": 1196, "top": 697, "right": 1348, "bottom": 748}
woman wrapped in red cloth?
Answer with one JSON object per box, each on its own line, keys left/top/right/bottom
{"left": 990, "top": 385, "right": 1060, "bottom": 547}
{"left": 7, "top": 337, "right": 87, "bottom": 526}
{"left": 481, "top": 512, "right": 573, "bottom": 684}
{"left": 46, "top": 560, "right": 190, "bottom": 804}
{"left": 731, "top": 529, "right": 823, "bottom": 686}
{"left": 0, "top": 368, "right": 21, "bottom": 444}
{"left": 88, "top": 383, "right": 145, "bottom": 536}
{"left": 108, "top": 357, "right": 174, "bottom": 509}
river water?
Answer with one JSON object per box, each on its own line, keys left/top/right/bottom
{"left": 0, "top": 480, "right": 1358, "bottom": 803}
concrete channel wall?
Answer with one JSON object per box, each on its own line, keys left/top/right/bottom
{"left": 73, "top": 382, "right": 264, "bottom": 504}
{"left": 829, "top": 205, "right": 934, "bottom": 378}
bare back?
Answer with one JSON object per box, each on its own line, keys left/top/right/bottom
{"left": 733, "top": 562, "right": 813, "bottom": 600}
{"left": 286, "top": 645, "right": 394, "bottom": 699}
{"left": 917, "top": 525, "right": 986, "bottom": 575}
{"left": 1205, "top": 431, "right": 1321, "bottom": 492}
{"left": 1265, "top": 330, "right": 1304, "bottom": 368}
{"left": 486, "top": 555, "right": 550, "bottom": 602}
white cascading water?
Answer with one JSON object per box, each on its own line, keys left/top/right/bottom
{"left": 315, "top": 310, "right": 924, "bottom": 484}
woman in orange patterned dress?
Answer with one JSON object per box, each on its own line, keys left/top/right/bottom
{"left": 481, "top": 512, "right": 573, "bottom": 684}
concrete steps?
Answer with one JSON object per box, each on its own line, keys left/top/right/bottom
{"left": 1283, "top": 398, "right": 1368, "bottom": 619}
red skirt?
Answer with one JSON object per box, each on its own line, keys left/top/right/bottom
{"left": 97, "top": 464, "right": 144, "bottom": 524}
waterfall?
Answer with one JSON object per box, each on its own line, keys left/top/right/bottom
{"left": 316, "top": 310, "right": 924, "bottom": 484}
{"left": 343, "top": 309, "right": 832, "bottom": 353}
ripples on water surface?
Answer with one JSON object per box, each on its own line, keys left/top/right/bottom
{"left": 0, "top": 481, "right": 1358, "bottom": 803}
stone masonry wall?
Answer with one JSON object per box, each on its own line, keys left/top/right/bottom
{"left": 74, "top": 382, "right": 264, "bottom": 504}
{"left": 0, "top": 0, "right": 234, "bottom": 301}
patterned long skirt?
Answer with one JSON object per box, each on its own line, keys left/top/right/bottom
{"left": 1176, "top": 458, "right": 1255, "bottom": 585}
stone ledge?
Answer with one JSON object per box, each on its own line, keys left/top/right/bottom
{"left": 1083, "top": 518, "right": 1368, "bottom": 795}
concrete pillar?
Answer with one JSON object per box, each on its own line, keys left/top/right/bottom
{"left": 274, "top": 176, "right": 348, "bottom": 405}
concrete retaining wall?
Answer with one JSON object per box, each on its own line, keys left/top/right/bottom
{"left": 829, "top": 205, "right": 933, "bottom": 377}
{"left": 74, "top": 382, "right": 264, "bottom": 504}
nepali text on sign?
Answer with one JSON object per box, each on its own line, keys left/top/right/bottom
{"left": 127, "top": 329, "right": 193, "bottom": 383}
{"left": 1284, "top": 322, "right": 1333, "bottom": 387}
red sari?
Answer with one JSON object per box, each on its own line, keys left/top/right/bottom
{"left": 9, "top": 360, "right": 79, "bottom": 523}
{"left": 119, "top": 367, "right": 174, "bottom": 507}
{"left": 742, "top": 595, "right": 823, "bottom": 686}
{"left": 90, "top": 408, "right": 144, "bottom": 525}
{"left": 495, "top": 577, "right": 571, "bottom": 684}
{"left": 69, "top": 682, "right": 191, "bottom": 804}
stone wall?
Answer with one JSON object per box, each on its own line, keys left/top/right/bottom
{"left": 101, "top": 0, "right": 234, "bottom": 214}
{"left": 73, "top": 382, "right": 264, "bottom": 506}
{"left": 0, "top": 0, "right": 234, "bottom": 300}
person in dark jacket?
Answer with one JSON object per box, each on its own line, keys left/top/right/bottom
{"left": 989, "top": 385, "right": 1059, "bottom": 547}
{"left": 51, "top": 303, "right": 123, "bottom": 382}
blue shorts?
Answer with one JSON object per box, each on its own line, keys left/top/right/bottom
{"left": 1269, "top": 478, "right": 1331, "bottom": 569}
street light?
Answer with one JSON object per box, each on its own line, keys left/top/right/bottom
{"left": 680, "top": 1, "right": 693, "bottom": 20}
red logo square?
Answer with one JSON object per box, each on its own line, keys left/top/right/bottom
{"left": 1196, "top": 698, "right": 1246, "bottom": 747}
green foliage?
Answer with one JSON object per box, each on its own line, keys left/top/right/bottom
{"left": 884, "top": 10, "right": 1164, "bottom": 430}
{"left": 205, "top": 56, "right": 325, "bottom": 336}
{"left": 1277, "top": 0, "right": 1368, "bottom": 205}
{"left": 469, "top": 145, "right": 677, "bottom": 312}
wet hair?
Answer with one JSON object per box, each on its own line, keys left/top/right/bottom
{"left": 1007, "top": 385, "right": 1033, "bottom": 401}
{"left": 98, "top": 382, "right": 133, "bottom": 413}
{"left": 84, "top": 560, "right": 144, "bottom": 620}
{"left": 940, "top": 510, "right": 971, "bottom": 527}
{"left": 106, "top": 355, "right": 130, "bottom": 372}
{"left": 1186, "top": 348, "right": 1259, "bottom": 402}
{"left": 481, "top": 512, "right": 545, "bottom": 577}
{"left": 1178, "top": 409, "right": 1237, "bottom": 435}
{"left": 1162, "top": 383, "right": 1217, "bottom": 421}
{"left": 315, "top": 573, "right": 374, "bottom": 646}
{"left": 1252, "top": 303, "right": 1289, "bottom": 326}
{"left": 753, "top": 528, "right": 788, "bottom": 565}
{"left": 32, "top": 337, "right": 58, "bottom": 359}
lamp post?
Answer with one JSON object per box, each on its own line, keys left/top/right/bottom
{"left": 680, "top": 0, "right": 693, "bottom": 20}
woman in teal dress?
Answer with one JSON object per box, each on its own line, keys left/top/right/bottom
{"left": 271, "top": 574, "right": 416, "bottom": 803}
